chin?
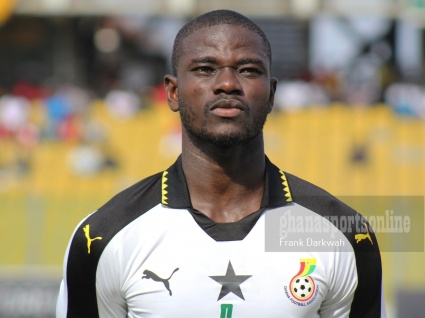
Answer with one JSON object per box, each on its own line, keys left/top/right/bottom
{"left": 197, "top": 130, "right": 259, "bottom": 147}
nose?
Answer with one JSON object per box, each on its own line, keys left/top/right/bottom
{"left": 212, "top": 68, "right": 242, "bottom": 95}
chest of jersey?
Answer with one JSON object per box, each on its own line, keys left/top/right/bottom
{"left": 96, "top": 206, "right": 340, "bottom": 317}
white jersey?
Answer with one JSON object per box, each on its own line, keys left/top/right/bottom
{"left": 57, "top": 156, "right": 384, "bottom": 317}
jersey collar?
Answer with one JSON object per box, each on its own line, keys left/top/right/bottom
{"left": 161, "top": 155, "right": 293, "bottom": 209}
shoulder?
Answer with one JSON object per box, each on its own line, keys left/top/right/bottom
{"left": 63, "top": 171, "right": 164, "bottom": 316}
{"left": 284, "top": 172, "right": 377, "bottom": 249}
{"left": 285, "top": 172, "right": 357, "bottom": 218}
{"left": 72, "top": 171, "right": 164, "bottom": 256}
{"left": 99, "top": 171, "right": 163, "bottom": 217}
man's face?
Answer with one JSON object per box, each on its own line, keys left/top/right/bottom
{"left": 168, "top": 24, "right": 276, "bottom": 146}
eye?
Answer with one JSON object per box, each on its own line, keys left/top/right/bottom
{"left": 239, "top": 67, "right": 263, "bottom": 77}
{"left": 192, "top": 66, "right": 215, "bottom": 76}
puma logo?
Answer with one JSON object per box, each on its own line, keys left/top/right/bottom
{"left": 355, "top": 222, "right": 373, "bottom": 245}
{"left": 142, "top": 268, "right": 179, "bottom": 296}
{"left": 83, "top": 224, "right": 102, "bottom": 254}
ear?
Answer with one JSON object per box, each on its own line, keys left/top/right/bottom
{"left": 164, "top": 74, "right": 179, "bottom": 112}
{"left": 267, "top": 77, "right": 278, "bottom": 113}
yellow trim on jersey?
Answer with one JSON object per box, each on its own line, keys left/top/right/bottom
{"left": 162, "top": 171, "right": 169, "bottom": 205}
{"left": 279, "top": 170, "right": 293, "bottom": 203}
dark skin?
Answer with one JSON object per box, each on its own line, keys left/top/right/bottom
{"left": 164, "top": 24, "right": 277, "bottom": 223}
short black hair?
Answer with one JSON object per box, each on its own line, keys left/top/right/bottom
{"left": 171, "top": 9, "right": 272, "bottom": 76}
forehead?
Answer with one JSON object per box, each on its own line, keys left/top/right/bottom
{"left": 179, "top": 24, "right": 269, "bottom": 65}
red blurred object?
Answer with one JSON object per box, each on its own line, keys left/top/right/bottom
{"left": 11, "top": 81, "right": 47, "bottom": 100}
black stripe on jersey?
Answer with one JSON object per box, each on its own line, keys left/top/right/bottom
{"left": 65, "top": 172, "right": 162, "bottom": 318}
{"left": 285, "top": 173, "right": 382, "bottom": 318}
{"left": 262, "top": 157, "right": 293, "bottom": 208}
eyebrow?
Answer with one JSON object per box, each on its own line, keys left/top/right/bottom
{"left": 190, "top": 57, "right": 217, "bottom": 64}
{"left": 236, "top": 58, "right": 266, "bottom": 68}
{"left": 190, "top": 57, "right": 266, "bottom": 68}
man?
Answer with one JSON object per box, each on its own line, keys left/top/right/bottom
{"left": 57, "top": 10, "right": 384, "bottom": 317}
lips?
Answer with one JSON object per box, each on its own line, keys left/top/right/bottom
{"left": 209, "top": 99, "right": 245, "bottom": 118}
{"left": 209, "top": 98, "right": 244, "bottom": 111}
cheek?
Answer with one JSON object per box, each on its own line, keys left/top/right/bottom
{"left": 245, "top": 79, "right": 270, "bottom": 96}
{"left": 249, "top": 84, "right": 271, "bottom": 106}
{"left": 193, "top": 81, "right": 213, "bottom": 97}
{"left": 180, "top": 80, "right": 209, "bottom": 101}
{"left": 247, "top": 86, "right": 273, "bottom": 117}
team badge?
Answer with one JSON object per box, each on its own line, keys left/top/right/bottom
{"left": 284, "top": 258, "right": 318, "bottom": 305}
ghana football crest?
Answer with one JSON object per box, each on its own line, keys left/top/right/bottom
{"left": 284, "top": 258, "right": 318, "bottom": 306}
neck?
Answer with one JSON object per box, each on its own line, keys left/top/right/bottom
{"left": 181, "top": 130, "right": 266, "bottom": 223}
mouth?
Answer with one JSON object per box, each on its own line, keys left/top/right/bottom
{"left": 209, "top": 99, "right": 245, "bottom": 118}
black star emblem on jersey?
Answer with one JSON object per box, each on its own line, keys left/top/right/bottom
{"left": 209, "top": 261, "right": 252, "bottom": 301}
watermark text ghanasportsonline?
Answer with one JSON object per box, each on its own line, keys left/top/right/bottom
{"left": 279, "top": 210, "right": 411, "bottom": 240}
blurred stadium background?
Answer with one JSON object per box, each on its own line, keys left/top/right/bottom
{"left": 1, "top": 0, "right": 425, "bottom": 317}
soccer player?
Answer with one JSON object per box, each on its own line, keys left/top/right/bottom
{"left": 56, "top": 10, "right": 385, "bottom": 317}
